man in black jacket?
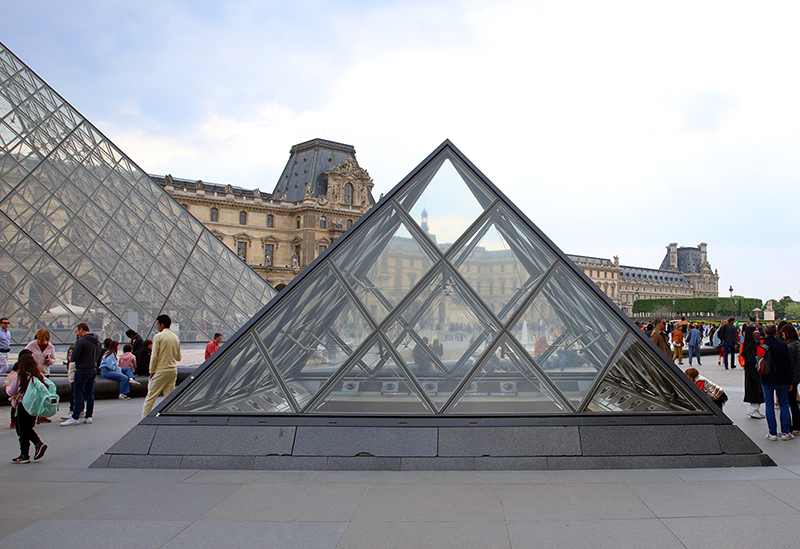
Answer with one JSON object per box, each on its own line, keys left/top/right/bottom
{"left": 761, "top": 323, "right": 794, "bottom": 441}
{"left": 61, "top": 323, "right": 101, "bottom": 426}
{"left": 718, "top": 317, "right": 740, "bottom": 370}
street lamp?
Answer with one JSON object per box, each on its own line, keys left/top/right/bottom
{"left": 729, "top": 285, "right": 734, "bottom": 317}
{"left": 672, "top": 299, "right": 675, "bottom": 317}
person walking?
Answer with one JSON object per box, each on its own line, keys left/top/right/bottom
{"left": 142, "top": 314, "right": 181, "bottom": 417}
{"left": 671, "top": 324, "right": 684, "bottom": 364}
{"left": 61, "top": 323, "right": 101, "bottom": 426}
{"left": 686, "top": 323, "right": 703, "bottom": 366}
{"left": 5, "top": 353, "right": 47, "bottom": 463}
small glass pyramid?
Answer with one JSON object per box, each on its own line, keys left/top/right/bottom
{"left": 163, "top": 142, "right": 712, "bottom": 417}
{"left": 0, "top": 42, "right": 273, "bottom": 343}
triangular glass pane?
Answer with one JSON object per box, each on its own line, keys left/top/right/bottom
{"left": 584, "top": 334, "right": 707, "bottom": 413}
{"left": 332, "top": 203, "right": 439, "bottom": 324}
{"left": 387, "top": 264, "right": 501, "bottom": 411}
{"left": 254, "top": 263, "right": 375, "bottom": 405}
{"left": 450, "top": 204, "right": 555, "bottom": 324}
{"left": 396, "top": 149, "right": 496, "bottom": 252}
{"left": 510, "top": 263, "right": 626, "bottom": 408}
{"left": 165, "top": 333, "right": 292, "bottom": 413}
{"left": 305, "top": 335, "right": 433, "bottom": 414}
{"left": 447, "top": 334, "right": 570, "bottom": 414}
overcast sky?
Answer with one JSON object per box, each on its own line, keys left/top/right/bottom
{"left": 3, "top": 1, "right": 799, "bottom": 303}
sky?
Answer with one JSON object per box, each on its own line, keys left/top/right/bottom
{"left": 2, "top": 0, "right": 799, "bottom": 303}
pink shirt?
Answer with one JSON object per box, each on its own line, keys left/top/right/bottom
{"left": 205, "top": 340, "right": 220, "bottom": 360}
{"left": 24, "top": 341, "right": 56, "bottom": 376}
{"left": 118, "top": 352, "right": 137, "bottom": 372}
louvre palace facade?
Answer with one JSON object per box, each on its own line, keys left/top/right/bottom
{"left": 157, "top": 145, "right": 719, "bottom": 316}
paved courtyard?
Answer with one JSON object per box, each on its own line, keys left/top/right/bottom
{"left": 1, "top": 360, "right": 799, "bottom": 548}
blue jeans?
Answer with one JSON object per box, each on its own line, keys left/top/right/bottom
{"left": 723, "top": 341, "right": 736, "bottom": 369}
{"left": 101, "top": 367, "right": 135, "bottom": 395}
{"left": 687, "top": 345, "right": 701, "bottom": 364}
{"left": 72, "top": 370, "right": 95, "bottom": 420}
{"left": 762, "top": 380, "right": 790, "bottom": 436}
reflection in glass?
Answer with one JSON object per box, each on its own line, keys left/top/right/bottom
{"left": 584, "top": 334, "right": 705, "bottom": 413}
{"left": 449, "top": 204, "right": 555, "bottom": 324}
{"left": 511, "top": 264, "right": 625, "bottom": 408}
{"left": 165, "top": 333, "right": 292, "bottom": 413}
{"left": 396, "top": 150, "right": 496, "bottom": 252}
{"left": 388, "top": 264, "right": 501, "bottom": 411}
{"left": 332, "top": 203, "right": 439, "bottom": 324}
{"left": 447, "top": 335, "right": 569, "bottom": 414}
{"left": 305, "top": 335, "right": 433, "bottom": 414}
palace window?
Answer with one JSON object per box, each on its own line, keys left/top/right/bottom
{"left": 210, "top": 207, "right": 218, "bottom": 222}
{"left": 346, "top": 219, "right": 352, "bottom": 228}
{"left": 239, "top": 211, "right": 247, "bottom": 225}
{"left": 236, "top": 241, "right": 247, "bottom": 261}
{"left": 318, "top": 245, "right": 326, "bottom": 254}
{"left": 265, "top": 244, "right": 274, "bottom": 266}
{"left": 266, "top": 214, "right": 273, "bottom": 228}
{"left": 296, "top": 216, "right": 301, "bottom": 229}
{"left": 344, "top": 183, "right": 353, "bottom": 205}
{"left": 319, "top": 216, "right": 326, "bottom": 229}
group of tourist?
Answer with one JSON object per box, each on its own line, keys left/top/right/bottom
{"left": 648, "top": 314, "right": 800, "bottom": 442}
{"left": 3, "top": 314, "right": 190, "bottom": 464}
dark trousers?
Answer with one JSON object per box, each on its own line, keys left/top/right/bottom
{"left": 723, "top": 341, "right": 737, "bottom": 369}
{"left": 15, "top": 403, "right": 42, "bottom": 458}
{"left": 789, "top": 384, "right": 800, "bottom": 432}
{"left": 72, "top": 370, "right": 96, "bottom": 420}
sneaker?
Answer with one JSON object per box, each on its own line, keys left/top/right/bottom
{"left": 782, "top": 433, "right": 795, "bottom": 441}
{"left": 697, "top": 362, "right": 702, "bottom": 365}
{"left": 36, "top": 417, "right": 51, "bottom": 424}
{"left": 129, "top": 379, "right": 141, "bottom": 386}
{"left": 34, "top": 443, "right": 47, "bottom": 460}
{"left": 83, "top": 417, "right": 92, "bottom": 424}
{"left": 747, "top": 411, "right": 765, "bottom": 419}
{"left": 60, "top": 417, "right": 80, "bottom": 426}
{"left": 11, "top": 455, "right": 30, "bottom": 464}
{"left": 9, "top": 422, "right": 14, "bottom": 429}
{"left": 119, "top": 394, "right": 130, "bottom": 400}
{"left": 766, "top": 433, "right": 778, "bottom": 441}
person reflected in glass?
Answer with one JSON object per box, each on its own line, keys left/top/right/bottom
{"left": 430, "top": 339, "right": 444, "bottom": 363}
{"left": 413, "top": 336, "right": 433, "bottom": 374}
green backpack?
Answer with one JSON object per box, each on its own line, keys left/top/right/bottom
{"left": 21, "top": 376, "right": 59, "bottom": 417}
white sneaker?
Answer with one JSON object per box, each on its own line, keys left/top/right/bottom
{"left": 747, "top": 411, "right": 765, "bottom": 419}
{"left": 782, "top": 433, "right": 795, "bottom": 441}
{"left": 129, "top": 379, "right": 141, "bottom": 386}
{"left": 83, "top": 417, "right": 93, "bottom": 424}
{"left": 60, "top": 418, "right": 80, "bottom": 426}
{"left": 766, "top": 433, "right": 778, "bottom": 441}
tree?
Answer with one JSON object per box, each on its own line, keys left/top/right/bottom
{"left": 772, "top": 296, "right": 795, "bottom": 319}
{"left": 785, "top": 302, "right": 800, "bottom": 320}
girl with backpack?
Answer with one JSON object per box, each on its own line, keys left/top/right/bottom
{"left": 5, "top": 353, "right": 47, "bottom": 463}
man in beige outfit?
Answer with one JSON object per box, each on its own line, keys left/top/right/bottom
{"left": 142, "top": 314, "right": 181, "bottom": 417}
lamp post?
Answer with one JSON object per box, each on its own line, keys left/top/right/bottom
{"left": 672, "top": 299, "right": 675, "bottom": 318}
{"left": 734, "top": 299, "right": 738, "bottom": 319}
{"left": 729, "top": 285, "right": 734, "bottom": 317}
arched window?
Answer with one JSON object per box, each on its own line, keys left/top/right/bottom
{"left": 319, "top": 216, "right": 326, "bottom": 229}
{"left": 346, "top": 219, "right": 353, "bottom": 229}
{"left": 210, "top": 207, "right": 218, "bottom": 222}
{"left": 266, "top": 214, "right": 273, "bottom": 228}
{"left": 296, "top": 216, "right": 301, "bottom": 229}
{"left": 344, "top": 183, "right": 353, "bottom": 204}
{"left": 239, "top": 211, "right": 247, "bottom": 225}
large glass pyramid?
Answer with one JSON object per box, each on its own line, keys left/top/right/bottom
{"left": 0, "top": 42, "right": 274, "bottom": 344}
{"left": 161, "top": 141, "right": 716, "bottom": 418}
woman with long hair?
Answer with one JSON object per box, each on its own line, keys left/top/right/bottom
{"left": 781, "top": 324, "right": 800, "bottom": 433}
{"left": 25, "top": 329, "right": 57, "bottom": 424}
{"left": 5, "top": 353, "right": 47, "bottom": 463}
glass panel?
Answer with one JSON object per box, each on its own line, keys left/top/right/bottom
{"left": 449, "top": 204, "right": 555, "bottom": 324}
{"left": 165, "top": 333, "right": 292, "bottom": 413}
{"left": 510, "top": 264, "right": 625, "bottom": 408}
{"left": 255, "top": 263, "right": 374, "bottom": 405}
{"left": 305, "top": 335, "right": 433, "bottom": 414}
{"left": 332, "top": 203, "right": 439, "bottom": 324}
{"left": 447, "top": 335, "right": 569, "bottom": 414}
{"left": 396, "top": 149, "right": 496, "bottom": 253}
{"left": 388, "top": 264, "right": 501, "bottom": 411}
{"left": 584, "top": 334, "right": 706, "bottom": 413}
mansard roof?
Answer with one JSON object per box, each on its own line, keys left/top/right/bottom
{"left": 620, "top": 266, "right": 689, "bottom": 285}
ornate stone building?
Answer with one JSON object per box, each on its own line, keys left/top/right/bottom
{"left": 153, "top": 139, "right": 375, "bottom": 290}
